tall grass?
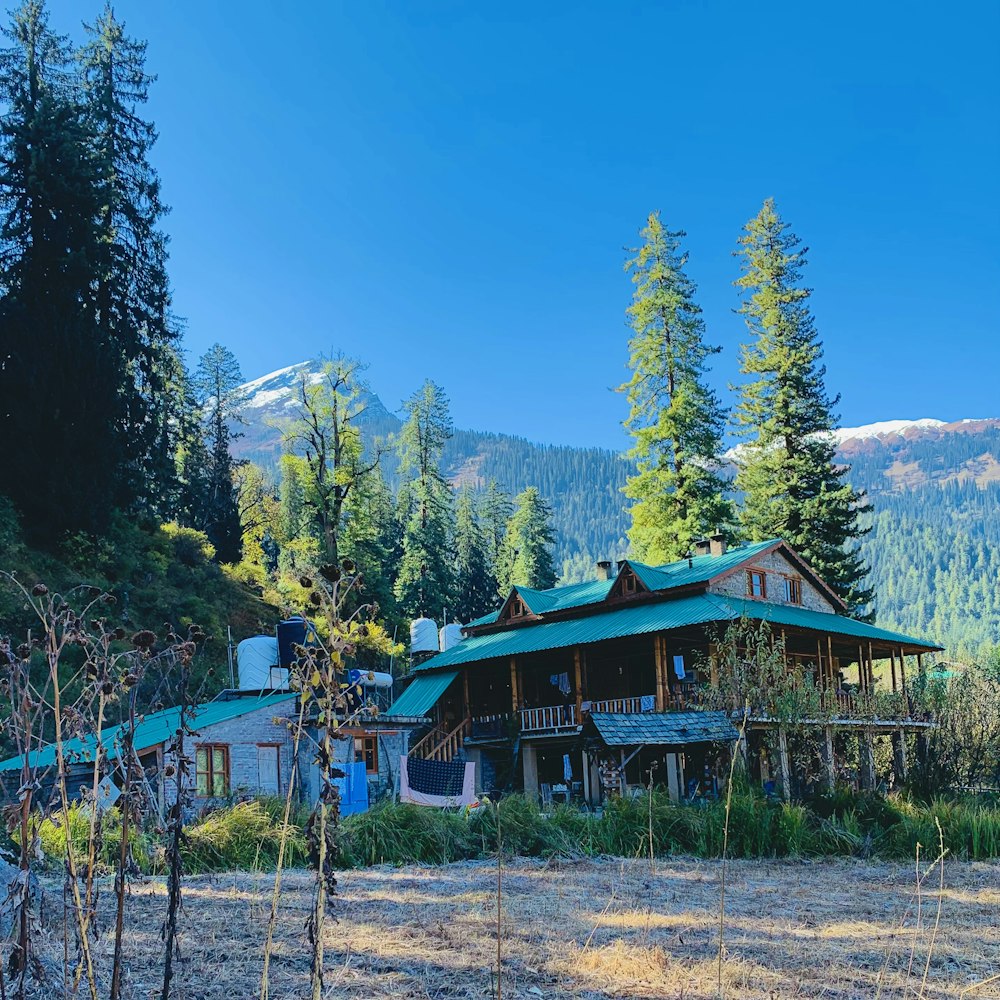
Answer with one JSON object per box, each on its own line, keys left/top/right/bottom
{"left": 35, "top": 788, "right": 1000, "bottom": 873}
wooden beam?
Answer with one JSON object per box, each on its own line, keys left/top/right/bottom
{"left": 899, "top": 647, "right": 908, "bottom": 698}
{"left": 463, "top": 669, "right": 470, "bottom": 717}
{"left": 858, "top": 644, "right": 865, "bottom": 693}
{"left": 868, "top": 642, "right": 875, "bottom": 693}
{"left": 509, "top": 656, "right": 519, "bottom": 714}
{"left": 889, "top": 648, "right": 897, "bottom": 692}
{"left": 827, "top": 635, "right": 835, "bottom": 690}
{"left": 573, "top": 647, "right": 584, "bottom": 721}
{"left": 653, "top": 635, "right": 667, "bottom": 712}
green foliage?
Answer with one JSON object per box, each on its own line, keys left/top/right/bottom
{"left": 497, "top": 487, "right": 557, "bottom": 593}
{"left": 181, "top": 799, "right": 308, "bottom": 872}
{"left": 453, "top": 487, "right": 496, "bottom": 622}
{"left": 335, "top": 801, "right": 473, "bottom": 867}
{"left": 619, "top": 212, "right": 734, "bottom": 562}
{"left": 733, "top": 199, "right": 872, "bottom": 615}
{"left": 33, "top": 803, "right": 159, "bottom": 873}
{"left": 395, "top": 380, "right": 457, "bottom": 616}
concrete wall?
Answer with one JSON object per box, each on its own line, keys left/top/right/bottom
{"left": 708, "top": 549, "right": 835, "bottom": 612}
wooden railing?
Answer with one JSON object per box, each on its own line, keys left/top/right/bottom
{"left": 410, "top": 718, "right": 470, "bottom": 762}
{"left": 590, "top": 695, "right": 656, "bottom": 714}
{"left": 519, "top": 704, "right": 577, "bottom": 732}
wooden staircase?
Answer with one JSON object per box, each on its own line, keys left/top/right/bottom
{"left": 409, "top": 717, "right": 470, "bottom": 763}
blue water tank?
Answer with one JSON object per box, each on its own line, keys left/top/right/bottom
{"left": 277, "top": 616, "right": 309, "bottom": 668}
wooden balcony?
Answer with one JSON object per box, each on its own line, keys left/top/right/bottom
{"left": 519, "top": 704, "right": 578, "bottom": 732}
{"left": 589, "top": 694, "right": 656, "bottom": 714}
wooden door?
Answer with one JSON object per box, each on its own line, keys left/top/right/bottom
{"left": 257, "top": 745, "right": 280, "bottom": 795}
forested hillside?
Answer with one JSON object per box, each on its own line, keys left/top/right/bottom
{"left": 237, "top": 363, "right": 1000, "bottom": 658}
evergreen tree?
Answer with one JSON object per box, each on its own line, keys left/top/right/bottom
{"left": 498, "top": 487, "right": 557, "bottom": 592}
{"left": 480, "top": 479, "right": 511, "bottom": 598}
{"left": 619, "top": 212, "right": 734, "bottom": 562}
{"left": 191, "top": 343, "right": 246, "bottom": 562}
{"left": 80, "top": 3, "right": 177, "bottom": 508}
{"left": 394, "top": 380, "right": 456, "bottom": 616}
{"left": 453, "top": 487, "right": 494, "bottom": 622}
{"left": 733, "top": 198, "right": 873, "bottom": 613}
{"left": 0, "top": 1, "right": 114, "bottom": 538}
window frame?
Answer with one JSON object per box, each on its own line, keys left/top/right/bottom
{"left": 746, "top": 569, "right": 767, "bottom": 600}
{"left": 781, "top": 575, "right": 803, "bottom": 605}
{"left": 354, "top": 734, "right": 378, "bottom": 775}
{"left": 195, "top": 743, "right": 230, "bottom": 798}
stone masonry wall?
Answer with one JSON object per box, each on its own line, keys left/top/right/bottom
{"left": 708, "top": 549, "right": 835, "bottom": 613}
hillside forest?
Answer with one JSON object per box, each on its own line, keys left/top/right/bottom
{"left": 0, "top": 0, "right": 997, "bottom": 696}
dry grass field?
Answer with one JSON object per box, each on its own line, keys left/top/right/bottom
{"left": 33, "top": 857, "right": 1000, "bottom": 999}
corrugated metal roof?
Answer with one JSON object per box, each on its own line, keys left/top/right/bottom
{"left": 386, "top": 671, "right": 459, "bottom": 717}
{"left": 708, "top": 596, "right": 943, "bottom": 650}
{"left": 0, "top": 692, "right": 298, "bottom": 773}
{"left": 416, "top": 592, "right": 939, "bottom": 672}
{"left": 466, "top": 609, "right": 500, "bottom": 628}
{"left": 517, "top": 578, "right": 613, "bottom": 615}
{"left": 628, "top": 538, "right": 780, "bottom": 592}
{"left": 417, "top": 594, "right": 727, "bottom": 671}
{"left": 589, "top": 710, "right": 739, "bottom": 746}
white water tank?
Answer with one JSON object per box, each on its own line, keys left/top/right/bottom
{"left": 410, "top": 617, "right": 439, "bottom": 654}
{"left": 439, "top": 623, "right": 464, "bottom": 651}
{"left": 236, "top": 636, "right": 287, "bottom": 690}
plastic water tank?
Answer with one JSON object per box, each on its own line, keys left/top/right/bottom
{"left": 439, "top": 623, "right": 464, "bottom": 651}
{"left": 236, "top": 636, "right": 280, "bottom": 689}
{"left": 410, "top": 617, "right": 439, "bottom": 653}
{"left": 277, "top": 617, "right": 308, "bottom": 667}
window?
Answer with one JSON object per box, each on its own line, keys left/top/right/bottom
{"left": 195, "top": 745, "right": 230, "bottom": 797}
{"left": 746, "top": 570, "right": 767, "bottom": 599}
{"left": 782, "top": 576, "right": 802, "bottom": 605}
{"left": 355, "top": 734, "right": 378, "bottom": 774}
{"left": 622, "top": 572, "right": 637, "bottom": 594}
{"left": 509, "top": 598, "right": 526, "bottom": 618}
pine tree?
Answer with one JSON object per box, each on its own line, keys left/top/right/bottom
{"left": 394, "top": 380, "right": 456, "bottom": 616}
{"left": 453, "top": 487, "right": 494, "bottom": 622}
{"left": 480, "top": 479, "right": 511, "bottom": 598}
{"left": 191, "top": 343, "right": 246, "bottom": 562}
{"left": 498, "top": 487, "right": 557, "bottom": 592}
{"left": 733, "top": 198, "right": 873, "bottom": 613}
{"left": 80, "top": 3, "right": 177, "bottom": 508}
{"left": 0, "top": 1, "right": 114, "bottom": 538}
{"left": 619, "top": 211, "right": 734, "bottom": 563}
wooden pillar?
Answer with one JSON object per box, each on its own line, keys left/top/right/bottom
{"left": 463, "top": 669, "right": 471, "bottom": 717}
{"left": 859, "top": 732, "right": 876, "bottom": 791}
{"left": 892, "top": 729, "right": 908, "bottom": 784}
{"left": 653, "top": 635, "right": 667, "bottom": 712}
{"left": 581, "top": 749, "right": 591, "bottom": 805}
{"left": 899, "top": 648, "right": 908, "bottom": 698}
{"left": 573, "top": 647, "right": 584, "bottom": 721}
{"left": 816, "top": 637, "right": 823, "bottom": 685}
{"left": 509, "top": 657, "right": 519, "bottom": 714}
{"left": 889, "top": 648, "right": 897, "bottom": 692}
{"left": 858, "top": 645, "right": 865, "bottom": 693}
{"left": 777, "top": 725, "right": 792, "bottom": 802}
{"left": 821, "top": 725, "right": 836, "bottom": 791}
{"left": 827, "top": 635, "right": 835, "bottom": 689}
{"left": 868, "top": 642, "right": 875, "bottom": 693}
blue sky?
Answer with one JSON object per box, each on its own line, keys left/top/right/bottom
{"left": 51, "top": 1, "right": 1000, "bottom": 449}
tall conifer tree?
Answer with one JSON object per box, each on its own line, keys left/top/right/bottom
{"left": 394, "top": 380, "right": 456, "bottom": 617}
{"left": 453, "top": 487, "right": 494, "bottom": 622}
{"left": 0, "top": 1, "right": 114, "bottom": 537}
{"left": 80, "top": 4, "right": 178, "bottom": 506}
{"left": 498, "top": 487, "right": 557, "bottom": 592}
{"left": 733, "top": 198, "right": 873, "bottom": 613}
{"left": 619, "top": 212, "right": 733, "bottom": 563}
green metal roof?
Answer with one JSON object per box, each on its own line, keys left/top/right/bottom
{"left": 627, "top": 538, "right": 781, "bottom": 592}
{"left": 516, "top": 578, "right": 613, "bottom": 615}
{"left": 416, "top": 592, "right": 939, "bottom": 672}
{"left": 386, "top": 670, "right": 459, "bottom": 717}
{"left": 0, "top": 692, "right": 297, "bottom": 773}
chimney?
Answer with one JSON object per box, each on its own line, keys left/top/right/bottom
{"left": 693, "top": 538, "right": 712, "bottom": 557}
{"left": 595, "top": 560, "right": 613, "bottom": 581}
{"left": 710, "top": 533, "right": 727, "bottom": 557}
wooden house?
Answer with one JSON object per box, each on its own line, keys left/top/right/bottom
{"left": 389, "top": 537, "right": 942, "bottom": 802}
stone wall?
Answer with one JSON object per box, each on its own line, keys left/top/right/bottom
{"left": 708, "top": 548, "right": 835, "bottom": 612}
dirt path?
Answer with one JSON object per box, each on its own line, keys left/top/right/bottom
{"left": 36, "top": 856, "right": 1000, "bottom": 998}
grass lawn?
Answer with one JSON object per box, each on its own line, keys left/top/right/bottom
{"left": 35, "top": 856, "right": 1000, "bottom": 998}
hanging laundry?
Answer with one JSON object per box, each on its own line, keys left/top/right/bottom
{"left": 549, "top": 672, "right": 571, "bottom": 696}
{"left": 563, "top": 753, "right": 573, "bottom": 782}
{"left": 640, "top": 694, "right": 656, "bottom": 713}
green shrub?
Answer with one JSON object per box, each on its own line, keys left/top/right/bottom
{"left": 182, "top": 800, "right": 308, "bottom": 872}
